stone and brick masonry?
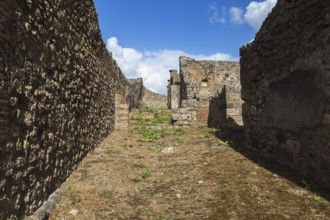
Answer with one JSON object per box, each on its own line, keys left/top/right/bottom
{"left": 0, "top": 0, "right": 129, "bottom": 218}
{"left": 240, "top": 0, "right": 330, "bottom": 187}
{"left": 170, "top": 56, "right": 243, "bottom": 130}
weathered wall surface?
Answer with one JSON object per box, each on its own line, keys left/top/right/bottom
{"left": 179, "top": 56, "right": 240, "bottom": 101}
{"left": 115, "top": 94, "right": 129, "bottom": 130}
{"left": 127, "top": 78, "right": 144, "bottom": 111}
{"left": 141, "top": 88, "right": 167, "bottom": 109}
{"left": 0, "top": 0, "right": 127, "bottom": 218}
{"left": 172, "top": 100, "right": 197, "bottom": 127}
{"left": 168, "top": 70, "right": 181, "bottom": 110}
{"left": 240, "top": 0, "right": 330, "bottom": 187}
{"left": 172, "top": 56, "right": 243, "bottom": 129}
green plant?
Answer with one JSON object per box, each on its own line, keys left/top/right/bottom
{"left": 174, "top": 128, "right": 186, "bottom": 135}
{"left": 138, "top": 127, "right": 184, "bottom": 142}
{"left": 87, "top": 159, "right": 106, "bottom": 164}
{"left": 152, "top": 113, "right": 171, "bottom": 124}
{"left": 199, "top": 133, "right": 211, "bottom": 139}
{"left": 153, "top": 146, "right": 164, "bottom": 153}
{"left": 67, "top": 187, "right": 81, "bottom": 204}
{"left": 138, "top": 127, "right": 166, "bottom": 142}
{"left": 122, "top": 144, "right": 134, "bottom": 148}
{"left": 178, "top": 139, "right": 189, "bottom": 144}
{"left": 98, "top": 189, "right": 113, "bottom": 199}
{"left": 78, "top": 168, "right": 89, "bottom": 180}
{"left": 141, "top": 168, "right": 150, "bottom": 179}
{"left": 130, "top": 193, "right": 143, "bottom": 201}
{"left": 130, "top": 116, "right": 143, "bottom": 121}
{"left": 218, "top": 140, "right": 229, "bottom": 146}
{"left": 131, "top": 178, "right": 142, "bottom": 183}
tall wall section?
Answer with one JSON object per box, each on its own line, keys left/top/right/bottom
{"left": 0, "top": 0, "right": 127, "bottom": 218}
{"left": 240, "top": 0, "right": 330, "bottom": 187}
{"left": 127, "top": 78, "right": 144, "bottom": 110}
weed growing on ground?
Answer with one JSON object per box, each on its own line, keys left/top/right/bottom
{"left": 199, "top": 133, "right": 211, "bottom": 139}
{"left": 199, "top": 131, "right": 217, "bottom": 139}
{"left": 153, "top": 146, "right": 164, "bottom": 153}
{"left": 67, "top": 187, "right": 81, "bottom": 204}
{"left": 141, "top": 168, "right": 150, "bottom": 179}
{"left": 138, "top": 127, "right": 167, "bottom": 142}
{"left": 152, "top": 113, "right": 171, "bottom": 124}
{"left": 178, "top": 139, "right": 189, "bottom": 144}
{"left": 130, "top": 116, "right": 144, "bottom": 121}
{"left": 78, "top": 168, "right": 89, "bottom": 180}
{"left": 87, "top": 159, "right": 106, "bottom": 164}
{"left": 138, "top": 127, "right": 187, "bottom": 142}
{"left": 130, "top": 193, "right": 143, "bottom": 202}
{"left": 98, "top": 189, "right": 113, "bottom": 199}
{"left": 122, "top": 144, "right": 134, "bottom": 148}
{"left": 131, "top": 178, "right": 142, "bottom": 183}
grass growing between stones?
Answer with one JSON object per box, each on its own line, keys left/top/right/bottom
{"left": 49, "top": 108, "right": 330, "bottom": 220}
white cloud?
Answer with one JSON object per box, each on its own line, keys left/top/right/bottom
{"left": 208, "top": 2, "right": 226, "bottom": 24}
{"left": 227, "top": 0, "right": 277, "bottom": 30}
{"left": 229, "top": 7, "right": 244, "bottom": 24}
{"left": 107, "top": 37, "right": 236, "bottom": 95}
{"left": 244, "top": 0, "right": 277, "bottom": 30}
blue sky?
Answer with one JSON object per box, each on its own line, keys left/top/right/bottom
{"left": 94, "top": 0, "right": 277, "bottom": 94}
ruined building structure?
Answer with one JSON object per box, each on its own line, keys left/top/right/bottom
{"left": 240, "top": 0, "right": 330, "bottom": 187}
{"left": 167, "top": 69, "right": 181, "bottom": 110}
{"left": 116, "top": 78, "right": 167, "bottom": 130}
{"left": 169, "top": 56, "right": 243, "bottom": 130}
{"left": 0, "top": 0, "right": 165, "bottom": 218}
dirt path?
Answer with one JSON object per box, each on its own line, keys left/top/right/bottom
{"left": 49, "top": 109, "right": 330, "bottom": 220}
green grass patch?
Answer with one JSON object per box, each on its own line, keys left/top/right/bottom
{"left": 122, "top": 144, "right": 134, "bottom": 148}
{"left": 131, "top": 178, "right": 142, "bottom": 183}
{"left": 77, "top": 168, "right": 90, "bottom": 180}
{"left": 178, "top": 139, "right": 189, "bottom": 144}
{"left": 98, "top": 189, "right": 113, "bottom": 199}
{"left": 87, "top": 159, "right": 107, "bottom": 164}
{"left": 141, "top": 168, "right": 150, "bottom": 179}
{"left": 152, "top": 113, "right": 171, "bottom": 124}
{"left": 67, "top": 187, "right": 81, "bottom": 204}
{"left": 199, "top": 133, "right": 211, "bottom": 139}
{"left": 130, "top": 193, "right": 143, "bottom": 202}
{"left": 138, "top": 127, "right": 186, "bottom": 142}
{"left": 153, "top": 146, "right": 165, "bottom": 153}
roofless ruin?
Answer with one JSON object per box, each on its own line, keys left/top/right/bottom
{"left": 1, "top": 0, "right": 330, "bottom": 218}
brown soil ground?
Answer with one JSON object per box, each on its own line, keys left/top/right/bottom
{"left": 49, "top": 109, "right": 330, "bottom": 220}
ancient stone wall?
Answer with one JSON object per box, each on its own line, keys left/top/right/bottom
{"left": 240, "top": 0, "right": 330, "bottom": 187}
{"left": 141, "top": 88, "right": 167, "bottom": 109}
{"left": 172, "top": 100, "right": 197, "bottom": 127}
{"left": 115, "top": 94, "right": 129, "bottom": 130}
{"left": 179, "top": 56, "right": 240, "bottom": 102}
{"left": 171, "top": 56, "right": 243, "bottom": 129}
{"left": 167, "top": 69, "right": 181, "bottom": 110}
{"left": 0, "top": 0, "right": 127, "bottom": 218}
{"left": 127, "top": 78, "right": 144, "bottom": 111}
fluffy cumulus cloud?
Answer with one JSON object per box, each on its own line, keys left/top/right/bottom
{"left": 229, "top": 7, "right": 244, "bottom": 24}
{"left": 227, "top": 0, "right": 277, "bottom": 30}
{"left": 244, "top": 0, "right": 277, "bottom": 29}
{"left": 107, "top": 37, "right": 235, "bottom": 95}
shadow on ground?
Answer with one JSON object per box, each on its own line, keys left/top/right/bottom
{"left": 216, "top": 127, "right": 330, "bottom": 202}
